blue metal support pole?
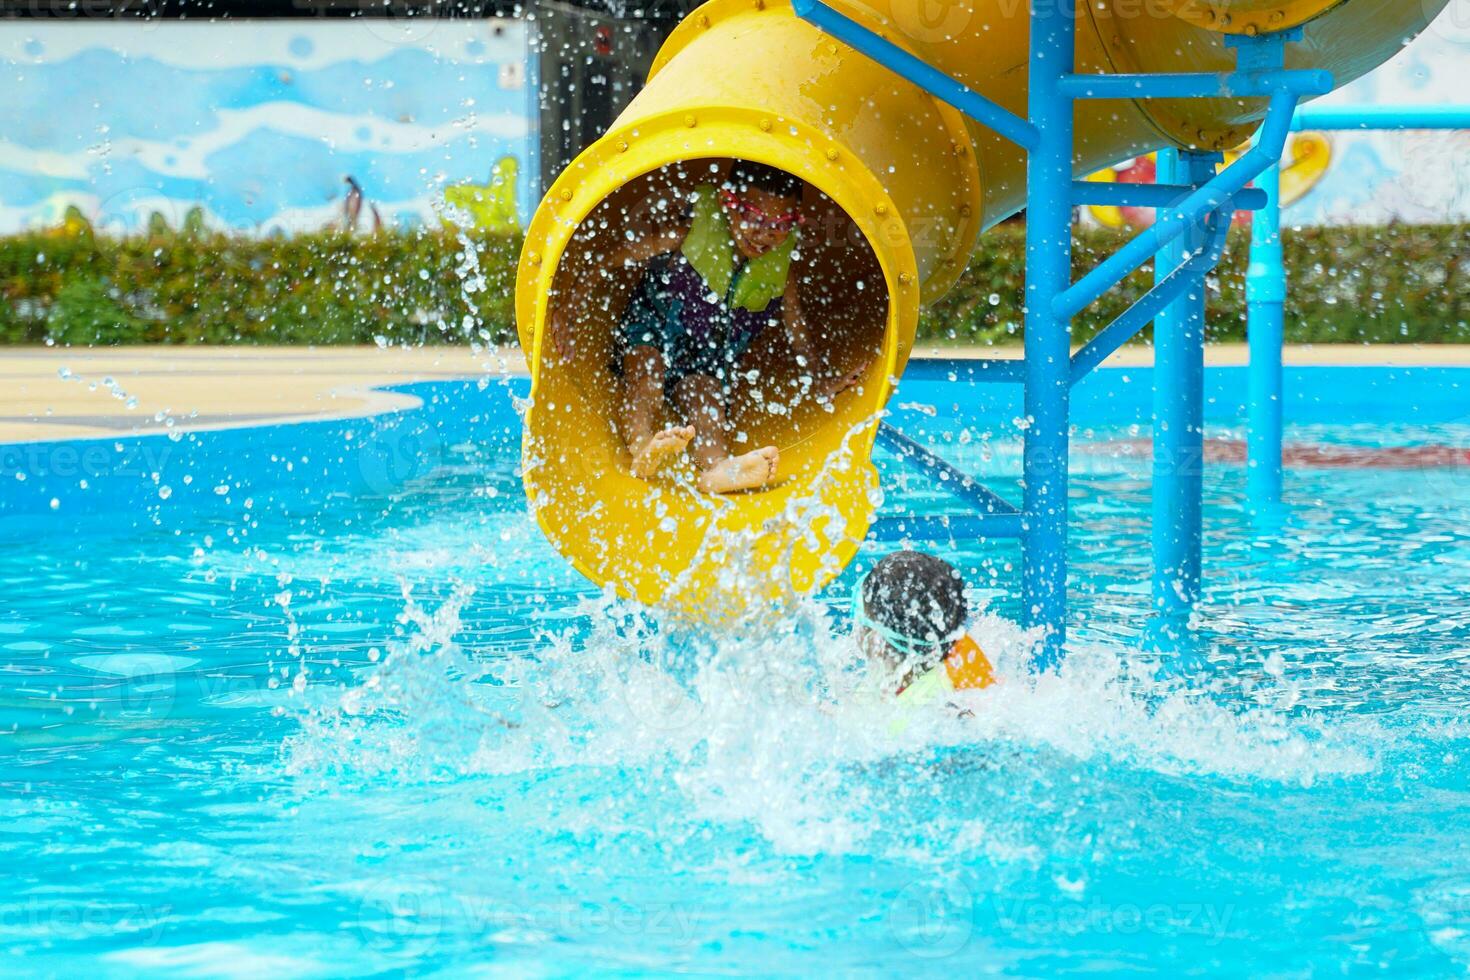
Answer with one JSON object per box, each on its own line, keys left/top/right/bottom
{"left": 1072, "top": 212, "right": 1232, "bottom": 384}
{"left": 793, "top": 2, "right": 1358, "bottom": 666}
{"left": 1021, "top": 3, "right": 1076, "bottom": 669}
{"left": 902, "top": 358, "right": 1025, "bottom": 384}
{"left": 1057, "top": 91, "right": 1314, "bottom": 322}
{"left": 1242, "top": 100, "right": 1470, "bottom": 516}
{"left": 1060, "top": 68, "right": 1332, "bottom": 101}
{"left": 1073, "top": 181, "right": 1268, "bottom": 212}
{"left": 1149, "top": 149, "right": 1218, "bottom": 641}
{"left": 1246, "top": 158, "right": 1286, "bottom": 517}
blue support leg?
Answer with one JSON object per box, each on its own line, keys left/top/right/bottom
{"left": 1149, "top": 149, "right": 1216, "bottom": 643}
{"left": 1020, "top": 5, "right": 1076, "bottom": 670}
{"left": 1246, "top": 160, "right": 1286, "bottom": 519}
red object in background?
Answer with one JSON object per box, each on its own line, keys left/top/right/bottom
{"left": 1080, "top": 439, "right": 1470, "bottom": 470}
{"left": 1115, "top": 155, "right": 1156, "bottom": 228}
{"left": 593, "top": 25, "right": 614, "bottom": 57}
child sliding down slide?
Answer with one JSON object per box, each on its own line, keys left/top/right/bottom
{"left": 556, "top": 160, "right": 864, "bottom": 494}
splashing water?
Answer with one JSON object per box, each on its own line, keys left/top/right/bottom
{"left": 4, "top": 408, "right": 1470, "bottom": 973}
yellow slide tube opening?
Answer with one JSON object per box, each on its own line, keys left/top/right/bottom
{"left": 515, "top": 0, "right": 1447, "bottom": 614}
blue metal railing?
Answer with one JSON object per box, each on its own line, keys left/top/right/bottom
{"left": 1292, "top": 104, "right": 1470, "bottom": 131}
{"left": 869, "top": 423, "right": 1023, "bottom": 543}
{"left": 1245, "top": 104, "right": 1470, "bottom": 517}
{"left": 793, "top": 4, "right": 1335, "bottom": 665}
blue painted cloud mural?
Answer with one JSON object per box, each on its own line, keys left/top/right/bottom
{"left": 1285, "top": 28, "right": 1470, "bottom": 226}
{"left": 0, "top": 20, "right": 536, "bottom": 233}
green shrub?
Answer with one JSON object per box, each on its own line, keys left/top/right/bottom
{"left": 922, "top": 223, "right": 1470, "bottom": 345}
{"left": 0, "top": 227, "right": 521, "bottom": 346}
{"left": 0, "top": 222, "right": 1464, "bottom": 346}
{"left": 46, "top": 277, "right": 151, "bottom": 345}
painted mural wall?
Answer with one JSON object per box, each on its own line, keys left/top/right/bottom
{"left": 1284, "top": 26, "right": 1470, "bottom": 226}
{"left": 1, "top": 14, "right": 1465, "bottom": 235}
{"left": 0, "top": 19, "right": 536, "bottom": 235}
{"left": 1083, "top": 20, "right": 1470, "bottom": 231}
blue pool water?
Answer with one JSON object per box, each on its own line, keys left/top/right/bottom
{"left": 2, "top": 368, "right": 1469, "bottom": 975}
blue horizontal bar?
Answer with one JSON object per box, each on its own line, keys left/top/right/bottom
{"left": 1073, "top": 181, "right": 1267, "bottom": 212}
{"left": 1059, "top": 69, "right": 1332, "bottom": 101}
{"left": 791, "top": 0, "right": 1038, "bottom": 151}
{"left": 897, "top": 357, "right": 1025, "bottom": 384}
{"left": 1293, "top": 104, "right": 1470, "bottom": 132}
{"left": 966, "top": 359, "right": 1025, "bottom": 383}
{"left": 876, "top": 423, "right": 1020, "bottom": 516}
{"left": 869, "top": 514, "right": 1024, "bottom": 542}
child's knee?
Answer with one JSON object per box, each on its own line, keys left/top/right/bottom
{"left": 624, "top": 344, "right": 667, "bottom": 379}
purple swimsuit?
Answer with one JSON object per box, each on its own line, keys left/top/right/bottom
{"left": 617, "top": 252, "right": 783, "bottom": 394}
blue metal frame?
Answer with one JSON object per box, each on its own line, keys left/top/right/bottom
{"left": 1292, "top": 104, "right": 1470, "bottom": 132}
{"left": 874, "top": 424, "right": 1020, "bottom": 519}
{"left": 1245, "top": 104, "right": 1470, "bottom": 517}
{"left": 796, "top": 3, "right": 1327, "bottom": 666}
{"left": 1148, "top": 149, "right": 1220, "bottom": 640}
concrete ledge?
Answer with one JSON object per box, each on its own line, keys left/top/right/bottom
{"left": 909, "top": 343, "right": 1470, "bottom": 367}
{"left": 0, "top": 346, "right": 523, "bottom": 444}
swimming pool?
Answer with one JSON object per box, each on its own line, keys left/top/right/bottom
{"left": 2, "top": 364, "right": 1468, "bottom": 974}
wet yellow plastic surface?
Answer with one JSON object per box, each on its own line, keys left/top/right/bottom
{"left": 515, "top": 0, "right": 1447, "bottom": 612}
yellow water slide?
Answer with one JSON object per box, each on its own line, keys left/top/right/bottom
{"left": 515, "top": 0, "right": 1445, "bottom": 611}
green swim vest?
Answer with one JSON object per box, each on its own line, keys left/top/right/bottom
{"left": 886, "top": 666, "right": 950, "bottom": 737}
{"left": 680, "top": 184, "right": 797, "bottom": 313}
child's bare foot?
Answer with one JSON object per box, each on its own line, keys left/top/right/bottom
{"left": 698, "top": 446, "right": 780, "bottom": 494}
{"left": 629, "top": 426, "right": 695, "bottom": 479}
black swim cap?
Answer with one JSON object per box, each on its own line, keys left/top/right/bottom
{"left": 726, "top": 159, "right": 802, "bottom": 199}
{"left": 860, "top": 551, "right": 968, "bottom": 662}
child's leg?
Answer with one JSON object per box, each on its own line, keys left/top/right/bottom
{"left": 671, "top": 373, "right": 778, "bottom": 494}
{"left": 619, "top": 345, "right": 694, "bottom": 479}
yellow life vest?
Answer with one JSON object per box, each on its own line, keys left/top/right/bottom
{"left": 889, "top": 636, "right": 996, "bottom": 735}
{"left": 680, "top": 184, "right": 796, "bottom": 312}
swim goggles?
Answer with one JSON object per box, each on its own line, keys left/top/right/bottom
{"left": 849, "top": 576, "right": 966, "bottom": 665}
{"left": 719, "top": 189, "right": 805, "bottom": 232}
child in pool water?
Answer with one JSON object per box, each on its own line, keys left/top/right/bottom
{"left": 853, "top": 550, "right": 996, "bottom": 706}
{"left": 557, "top": 160, "right": 863, "bottom": 494}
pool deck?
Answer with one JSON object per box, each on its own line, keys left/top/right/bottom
{"left": 2, "top": 343, "right": 1468, "bottom": 444}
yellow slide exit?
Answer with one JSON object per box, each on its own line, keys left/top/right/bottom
{"left": 515, "top": 0, "right": 1446, "bottom": 613}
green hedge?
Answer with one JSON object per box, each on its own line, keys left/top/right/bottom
{"left": 0, "top": 227, "right": 520, "bottom": 346}
{"left": 926, "top": 222, "right": 1470, "bottom": 345}
{"left": 1, "top": 222, "right": 1465, "bottom": 346}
